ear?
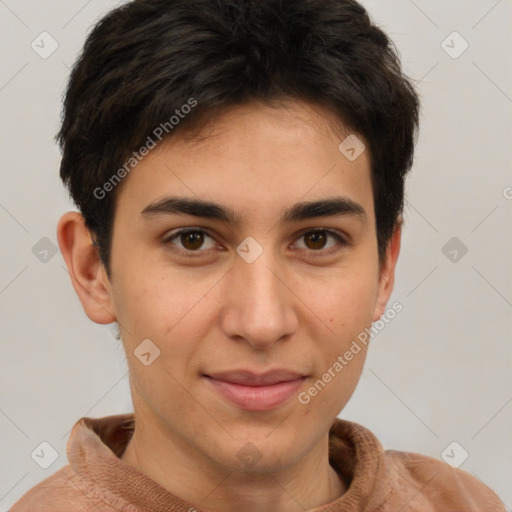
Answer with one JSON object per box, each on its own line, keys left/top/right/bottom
{"left": 372, "top": 222, "right": 402, "bottom": 322}
{"left": 57, "top": 211, "right": 116, "bottom": 324}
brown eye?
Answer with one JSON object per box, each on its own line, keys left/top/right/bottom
{"left": 303, "top": 231, "right": 328, "bottom": 250}
{"left": 180, "top": 231, "right": 205, "bottom": 250}
{"left": 164, "top": 228, "right": 217, "bottom": 255}
{"left": 294, "top": 229, "right": 346, "bottom": 254}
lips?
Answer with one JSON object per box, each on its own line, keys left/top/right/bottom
{"left": 203, "top": 369, "right": 307, "bottom": 411}
{"left": 205, "top": 369, "right": 306, "bottom": 385}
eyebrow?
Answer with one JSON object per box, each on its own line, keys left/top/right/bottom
{"left": 141, "top": 196, "right": 367, "bottom": 224}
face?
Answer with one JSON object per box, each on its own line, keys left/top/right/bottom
{"left": 65, "top": 99, "right": 399, "bottom": 476}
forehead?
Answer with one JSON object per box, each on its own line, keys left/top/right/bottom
{"left": 114, "top": 99, "right": 374, "bottom": 226}
{"left": 178, "top": 99, "right": 355, "bottom": 156}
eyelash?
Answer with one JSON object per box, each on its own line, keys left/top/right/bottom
{"left": 162, "top": 227, "right": 348, "bottom": 258}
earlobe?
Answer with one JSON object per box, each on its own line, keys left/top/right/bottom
{"left": 372, "top": 222, "right": 402, "bottom": 322}
{"left": 57, "top": 211, "right": 116, "bottom": 324}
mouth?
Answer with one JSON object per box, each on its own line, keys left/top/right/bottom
{"left": 202, "top": 370, "right": 307, "bottom": 411}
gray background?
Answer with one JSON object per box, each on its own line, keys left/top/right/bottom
{"left": 1, "top": 0, "right": 511, "bottom": 509}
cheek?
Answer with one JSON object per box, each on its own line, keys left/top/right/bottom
{"left": 113, "top": 264, "right": 198, "bottom": 332}
{"left": 298, "top": 346, "right": 368, "bottom": 420}
{"left": 305, "top": 268, "right": 376, "bottom": 401}
{"left": 112, "top": 267, "right": 218, "bottom": 377}
{"left": 114, "top": 273, "right": 208, "bottom": 408}
{"left": 317, "top": 268, "right": 378, "bottom": 336}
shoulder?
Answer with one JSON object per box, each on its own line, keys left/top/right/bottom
{"left": 9, "top": 465, "right": 112, "bottom": 512}
{"left": 383, "top": 449, "right": 506, "bottom": 511}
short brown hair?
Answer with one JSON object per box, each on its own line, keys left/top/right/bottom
{"left": 58, "top": 0, "right": 420, "bottom": 275}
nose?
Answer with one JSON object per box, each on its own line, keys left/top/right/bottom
{"left": 218, "top": 246, "right": 298, "bottom": 349}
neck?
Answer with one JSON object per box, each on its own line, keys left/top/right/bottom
{"left": 120, "top": 417, "right": 347, "bottom": 512}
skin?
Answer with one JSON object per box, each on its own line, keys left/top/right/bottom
{"left": 57, "top": 99, "right": 401, "bottom": 512}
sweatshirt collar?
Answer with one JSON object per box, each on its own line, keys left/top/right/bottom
{"left": 67, "top": 413, "right": 392, "bottom": 511}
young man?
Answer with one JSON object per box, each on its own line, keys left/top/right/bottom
{"left": 11, "top": 0, "right": 506, "bottom": 510}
